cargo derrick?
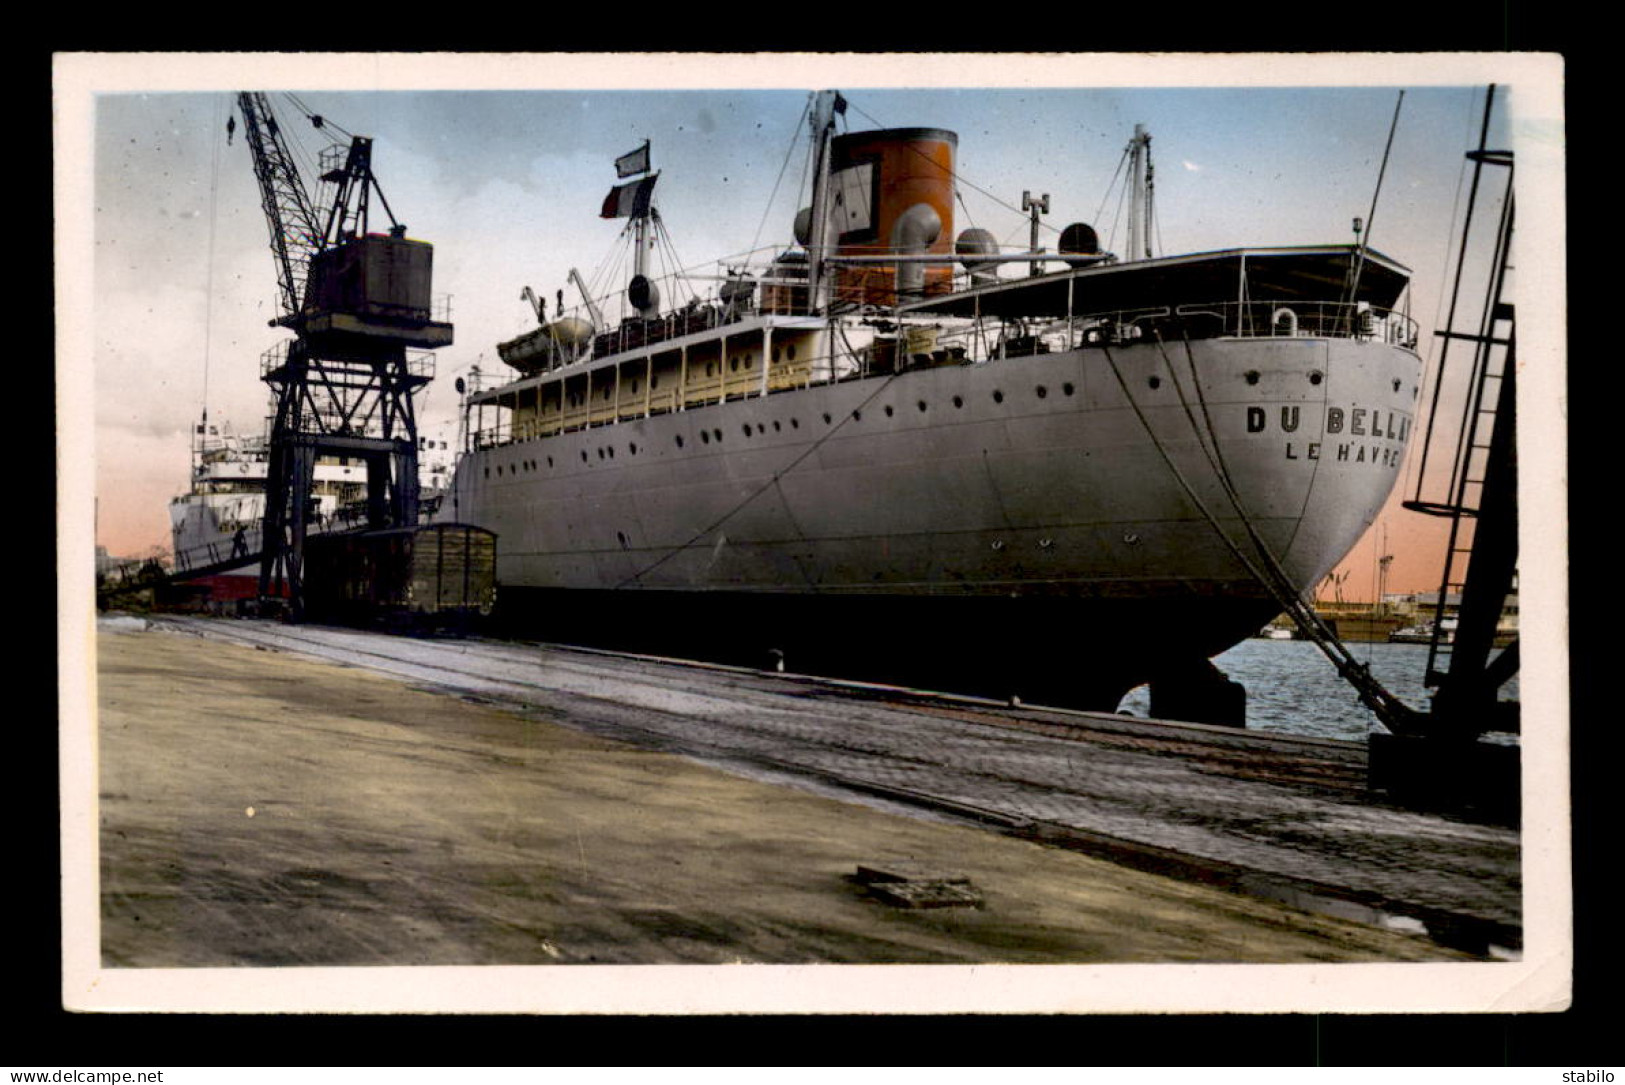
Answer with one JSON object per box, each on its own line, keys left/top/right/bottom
{"left": 235, "top": 93, "right": 453, "bottom": 618}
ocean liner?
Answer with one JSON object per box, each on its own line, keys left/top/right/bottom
{"left": 445, "top": 92, "right": 1422, "bottom": 712}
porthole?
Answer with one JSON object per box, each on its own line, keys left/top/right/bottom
{"left": 952, "top": 395, "right": 964, "bottom": 409}
{"left": 1309, "top": 370, "right": 1324, "bottom": 386}
{"left": 1035, "top": 385, "right": 1047, "bottom": 399}
{"left": 1148, "top": 376, "right": 1161, "bottom": 390}
{"left": 1245, "top": 370, "right": 1260, "bottom": 386}
{"left": 547, "top": 456, "right": 554, "bottom": 467}
{"left": 713, "top": 428, "right": 723, "bottom": 442}
{"left": 743, "top": 424, "right": 753, "bottom": 437}
{"left": 1062, "top": 383, "right": 1075, "bottom": 396}
{"left": 773, "top": 420, "right": 782, "bottom": 432}
{"left": 791, "top": 418, "right": 800, "bottom": 429}
{"left": 852, "top": 409, "right": 862, "bottom": 422}
{"left": 993, "top": 390, "right": 1004, "bottom": 404}
{"left": 676, "top": 434, "right": 685, "bottom": 448}
{"left": 629, "top": 443, "right": 638, "bottom": 455}
{"left": 823, "top": 412, "right": 832, "bottom": 424}
{"left": 580, "top": 450, "right": 588, "bottom": 462}
{"left": 1392, "top": 378, "right": 1402, "bottom": 393}
{"left": 700, "top": 430, "right": 710, "bottom": 444}
{"left": 617, "top": 531, "right": 628, "bottom": 548}
{"left": 884, "top": 405, "right": 894, "bottom": 417}
{"left": 917, "top": 400, "right": 928, "bottom": 412}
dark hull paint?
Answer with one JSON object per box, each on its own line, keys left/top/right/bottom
{"left": 489, "top": 584, "right": 1282, "bottom": 711}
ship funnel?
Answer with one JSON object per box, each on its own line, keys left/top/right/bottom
{"left": 956, "top": 227, "right": 999, "bottom": 285}
{"left": 826, "top": 126, "right": 957, "bottom": 308}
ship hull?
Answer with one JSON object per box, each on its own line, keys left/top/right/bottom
{"left": 489, "top": 585, "right": 1282, "bottom": 708}
{"left": 450, "top": 333, "right": 1420, "bottom": 707}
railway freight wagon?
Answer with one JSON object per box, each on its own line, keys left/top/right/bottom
{"left": 303, "top": 523, "right": 497, "bottom": 629}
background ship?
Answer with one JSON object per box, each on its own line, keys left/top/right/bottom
{"left": 169, "top": 418, "right": 455, "bottom": 601}
{"left": 444, "top": 92, "right": 1425, "bottom": 717}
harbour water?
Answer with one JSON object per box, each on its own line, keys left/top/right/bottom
{"left": 1116, "top": 638, "right": 1521, "bottom": 742}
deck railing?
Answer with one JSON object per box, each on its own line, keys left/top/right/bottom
{"left": 468, "top": 299, "right": 1418, "bottom": 450}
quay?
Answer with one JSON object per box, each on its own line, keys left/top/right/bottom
{"left": 77, "top": 615, "right": 1534, "bottom": 1013}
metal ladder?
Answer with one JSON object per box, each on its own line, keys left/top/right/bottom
{"left": 1422, "top": 292, "right": 1515, "bottom": 689}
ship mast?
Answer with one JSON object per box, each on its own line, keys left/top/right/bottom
{"left": 1127, "top": 124, "right": 1154, "bottom": 262}
{"left": 804, "top": 90, "right": 846, "bottom": 315}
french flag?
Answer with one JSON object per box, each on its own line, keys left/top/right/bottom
{"left": 601, "top": 173, "right": 658, "bottom": 219}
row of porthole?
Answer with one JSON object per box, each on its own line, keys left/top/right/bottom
{"left": 484, "top": 379, "right": 1089, "bottom": 477}
{"left": 504, "top": 367, "right": 1342, "bottom": 464}
{"left": 989, "top": 538, "right": 1059, "bottom": 551}
{"left": 1242, "top": 369, "right": 1326, "bottom": 386}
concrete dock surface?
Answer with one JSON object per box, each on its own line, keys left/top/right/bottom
{"left": 90, "top": 615, "right": 1519, "bottom": 979}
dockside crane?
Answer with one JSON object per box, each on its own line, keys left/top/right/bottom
{"left": 235, "top": 92, "right": 454, "bottom": 619}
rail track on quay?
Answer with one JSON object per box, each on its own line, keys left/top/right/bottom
{"left": 135, "top": 615, "right": 1523, "bottom": 957}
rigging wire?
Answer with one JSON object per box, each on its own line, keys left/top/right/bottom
{"left": 846, "top": 98, "right": 1066, "bottom": 239}
{"left": 1342, "top": 90, "right": 1406, "bottom": 318}
{"left": 201, "top": 94, "right": 225, "bottom": 428}
{"left": 613, "top": 370, "right": 906, "bottom": 590}
{"left": 1131, "top": 328, "right": 1422, "bottom": 729}
{"left": 1093, "top": 142, "right": 1133, "bottom": 252}
{"left": 1404, "top": 85, "right": 1488, "bottom": 504}
{"left": 284, "top": 92, "right": 354, "bottom": 142}
{"left": 749, "top": 95, "right": 812, "bottom": 257}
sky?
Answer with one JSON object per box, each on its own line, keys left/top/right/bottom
{"left": 58, "top": 53, "right": 1564, "bottom": 604}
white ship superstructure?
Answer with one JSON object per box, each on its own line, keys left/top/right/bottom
{"left": 170, "top": 421, "right": 456, "bottom": 597}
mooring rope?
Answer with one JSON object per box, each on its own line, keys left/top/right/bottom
{"left": 1105, "top": 335, "right": 1421, "bottom": 732}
